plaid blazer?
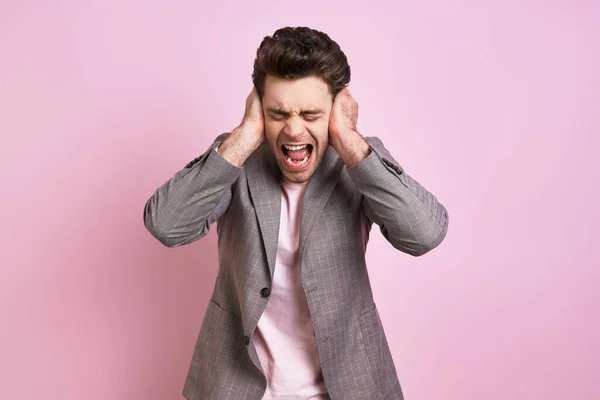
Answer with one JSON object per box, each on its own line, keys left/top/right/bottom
{"left": 143, "top": 132, "right": 449, "bottom": 399}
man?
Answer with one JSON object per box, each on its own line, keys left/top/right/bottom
{"left": 144, "top": 26, "right": 448, "bottom": 400}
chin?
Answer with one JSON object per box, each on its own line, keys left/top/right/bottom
{"left": 280, "top": 170, "right": 314, "bottom": 184}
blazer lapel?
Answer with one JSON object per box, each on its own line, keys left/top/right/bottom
{"left": 246, "top": 144, "right": 343, "bottom": 278}
{"left": 246, "top": 143, "right": 282, "bottom": 279}
{"left": 299, "top": 146, "right": 344, "bottom": 256}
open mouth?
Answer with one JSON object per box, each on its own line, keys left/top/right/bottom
{"left": 281, "top": 144, "right": 314, "bottom": 170}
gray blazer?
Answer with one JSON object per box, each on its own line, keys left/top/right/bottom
{"left": 143, "top": 132, "right": 449, "bottom": 399}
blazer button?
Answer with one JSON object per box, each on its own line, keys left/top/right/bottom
{"left": 244, "top": 335, "right": 250, "bottom": 345}
{"left": 260, "top": 287, "right": 271, "bottom": 298}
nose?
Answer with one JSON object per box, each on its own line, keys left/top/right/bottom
{"left": 283, "top": 116, "right": 305, "bottom": 139}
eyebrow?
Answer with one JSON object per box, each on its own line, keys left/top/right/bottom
{"left": 266, "top": 107, "right": 324, "bottom": 116}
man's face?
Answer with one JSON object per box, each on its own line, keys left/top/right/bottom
{"left": 261, "top": 74, "right": 333, "bottom": 183}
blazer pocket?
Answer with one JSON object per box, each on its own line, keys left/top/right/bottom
{"left": 359, "top": 304, "right": 398, "bottom": 397}
{"left": 187, "top": 299, "right": 238, "bottom": 397}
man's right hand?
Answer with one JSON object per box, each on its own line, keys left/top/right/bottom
{"left": 218, "top": 88, "right": 266, "bottom": 167}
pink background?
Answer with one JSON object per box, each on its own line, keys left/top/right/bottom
{"left": 2, "top": 1, "right": 599, "bottom": 399}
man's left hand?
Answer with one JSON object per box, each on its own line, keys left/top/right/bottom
{"left": 328, "top": 88, "right": 371, "bottom": 168}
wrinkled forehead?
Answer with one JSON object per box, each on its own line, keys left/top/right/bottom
{"left": 263, "top": 75, "right": 333, "bottom": 111}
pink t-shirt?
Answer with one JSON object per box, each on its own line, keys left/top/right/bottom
{"left": 252, "top": 178, "right": 329, "bottom": 400}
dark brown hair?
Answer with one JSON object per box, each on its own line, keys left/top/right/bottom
{"left": 252, "top": 27, "right": 351, "bottom": 99}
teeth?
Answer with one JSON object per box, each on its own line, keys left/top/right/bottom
{"left": 283, "top": 144, "right": 308, "bottom": 150}
{"left": 285, "top": 155, "right": 310, "bottom": 165}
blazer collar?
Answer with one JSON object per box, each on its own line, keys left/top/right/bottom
{"left": 246, "top": 143, "right": 343, "bottom": 279}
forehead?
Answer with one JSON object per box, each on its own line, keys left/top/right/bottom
{"left": 263, "top": 75, "right": 332, "bottom": 111}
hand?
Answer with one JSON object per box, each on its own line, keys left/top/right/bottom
{"left": 238, "top": 87, "right": 266, "bottom": 148}
{"left": 328, "top": 87, "right": 359, "bottom": 146}
{"left": 328, "top": 88, "right": 370, "bottom": 167}
{"left": 219, "top": 87, "right": 266, "bottom": 167}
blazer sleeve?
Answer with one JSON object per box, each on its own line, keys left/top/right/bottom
{"left": 143, "top": 132, "right": 241, "bottom": 247}
{"left": 346, "top": 136, "right": 449, "bottom": 256}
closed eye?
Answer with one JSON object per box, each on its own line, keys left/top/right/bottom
{"left": 269, "top": 114, "right": 320, "bottom": 122}
{"left": 304, "top": 116, "right": 320, "bottom": 122}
